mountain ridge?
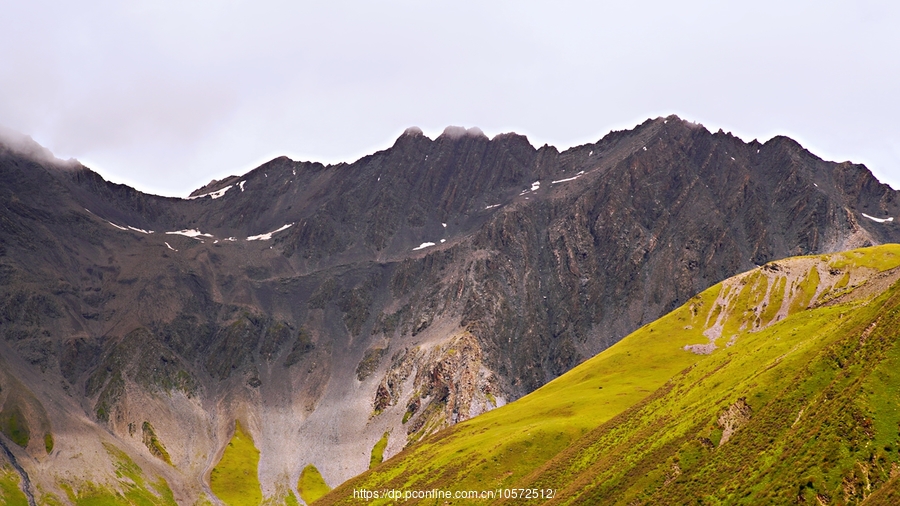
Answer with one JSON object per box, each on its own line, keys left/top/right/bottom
{"left": 1, "top": 115, "right": 900, "bottom": 503}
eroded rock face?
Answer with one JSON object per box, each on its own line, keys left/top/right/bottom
{"left": 372, "top": 332, "right": 501, "bottom": 442}
{"left": 718, "top": 398, "right": 753, "bottom": 445}
{"left": 1, "top": 116, "right": 900, "bottom": 501}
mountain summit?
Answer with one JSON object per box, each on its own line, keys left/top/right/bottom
{"left": 1, "top": 116, "right": 898, "bottom": 503}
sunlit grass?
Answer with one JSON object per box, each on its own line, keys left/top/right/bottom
{"left": 210, "top": 421, "right": 262, "bottom": 506}
{"left": 298, "top": 464, "right": 331, "bottom": 504}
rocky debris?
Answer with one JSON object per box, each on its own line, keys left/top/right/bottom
{"left": 141, "top": 421, "right": 172, "bottom": 465}
{"left": 356, "top": 346, "right": 387, "bottom": 381}
{"left": 717, "top": 398, "right": 753, "bottom": 445}
{"left": 373, "top": 347, "right": 419, "bottom": 414}
{"left": 373, "top": 332, "right": 500, "bottom": 441}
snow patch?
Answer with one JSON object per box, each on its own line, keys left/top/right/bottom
{"left": 551, "top": 171, "right": 585, "bottom": 184}
{"left": 412, "top": 242, "right": 436, "bottom": 251}
{"left": 166, "top": 229, "right": 214, "bottom": 240}
{"left": 642, "top": 146, "right": 647, "bottom": 151}
{"left": 104, "top": 218, "right": 152, "bottom": 234}
{"left": 440, "top": 239, "right": 446, "bottom": 243}
{"left": 485, "top": 204, "right": 501, "bottom": 209}
{"left": 187, "top": 185, "right": 233, "bottom": 200}
{"left": 164, "top": 242, "right": 177, "bottom": 252}
{"left": 520, "top": 180, "right": 542, "bottom": 196}
{"left": 239, "top": 181, "right": 246, "bottom": 192}
{"left": 588, "top": 150, "right": 593, "bottom": 156}
{"left": 442, "top": 223, "right": 447, "bottom": 228}
{"left": 247, "top": 223, "right": 294, "bottom": 241}
{"left": 861, "top": 213, "right": 894, "bottom": 223}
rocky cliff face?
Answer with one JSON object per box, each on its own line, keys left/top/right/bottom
{"left": 1, "top": 116, "right": 898, "bottom": 503}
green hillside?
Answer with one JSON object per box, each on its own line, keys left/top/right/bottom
{"left": 317, "top": 244, "right": 900, "bottom": 505}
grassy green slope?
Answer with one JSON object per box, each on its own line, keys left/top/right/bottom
{"left": 317, "top": 244, "right": 900, "bottom": 505}
{"left": 210, "top": 421, "right": 263, "bottom": 506}
{"left": 0, "top": 466, "right": 29, "bottom": 506}
{"left": 298, "top": 464, "right": 332, "bottom": 504}
{"left": 58, "top": 442, "right": 177, "bottom": 505}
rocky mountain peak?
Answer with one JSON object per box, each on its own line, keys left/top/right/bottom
{"left": 2, "top": 117, "right": 899, "bottom": 502}
{"left": 0, "top": 126, "right": 78, "bottom": 169}
{"left": 438, "top": 125, "right": 487, "bottom": 140}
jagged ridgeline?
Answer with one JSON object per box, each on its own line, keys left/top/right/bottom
{"left": 2, "top": 116, "right": 900, "bottom": 504}
{"left": 322, "top": 244, "right": 900, "bottom": 505}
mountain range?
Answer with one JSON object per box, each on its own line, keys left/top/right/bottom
{"left": 0, "top": 116, "right": 898, "bottom": 504}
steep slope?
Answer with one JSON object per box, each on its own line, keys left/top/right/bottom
{"left": 2, "top": 117, "right": 900, "bottom": 503}
{"left": 319, "top": 244, "right": 900, "bottom": 505}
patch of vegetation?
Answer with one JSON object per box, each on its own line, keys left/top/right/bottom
{"left": 44, "top": 431, "right": 53, "bottom": 454}
{"left": 356, "top": 347, "right": 386, "bottom": 381}
{"left": 210, "top": 421, "right": 262, "bottom": 506}
{"left": 298, "top": 464, "right": 331, "bottom": 504}
{"left": 338, "top": 280, "right": 376, "bottom": 337}
{"left": 401, "top": 406, "right": 414, "bottom": 425}
{"left": 759, "top": 275, "right": 786, "bottom": 326}
{"left": 56, "top": 443, "right": 177, "bottom": 505}
{"left": 834, "top": 270, "right": 850, "bottom": 289}
{"left": 94, "top": 371, "right": 124, "bottom": 423}
{"left": 369, "top": 432, "right": 390, "bottom": 469}
{"left": 142, "top": 421, "right": 172, "bottom": 465}
{"left": 270, "top": 491, "right": 300, "bottom": 506}
{"left": 260, "top": 321, "right": 292, "bottom": 361}
{"left": 826, "top": 244, "right": 900, "bottom": 271}
{"left": 0, "top": 466, "right": 29, "bottom": 506}
{"left": 36, "top": 489, "right": 64, "bottom": 506}
{"left": 206, "top": 317, "right": 262, "bottom": 380}
{"left": 283, "top": 327, "right": 314, "bottom": 368}
{"left": 315, "top": 245, "right": 900, "bottom": 505}
{"left": 86, "top": 328, "right": 199, "bottom": 402}
{"left": 244, "top": 265, "right": 271, "bottom": 280}
{"left": 790, "top": 264, "right": 820, "bottom": 312}
{"left": 308, "top": 278, "right": 337, "bottom": 309}
{"left": 0, "top": 403, "right": 30, "bottom": 448}
{"left": 192, "top": 494, "right": 217, "bottom": 506}
{"left": 372, "top": 308, "right": 405, "bottom": 336}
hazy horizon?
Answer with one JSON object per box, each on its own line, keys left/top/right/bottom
{"left": 3, "top": 1, "right": 898, "bottom": 196}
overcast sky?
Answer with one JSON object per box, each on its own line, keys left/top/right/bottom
{"left": 2, "top": 1, "right": 898, "bottom": 196}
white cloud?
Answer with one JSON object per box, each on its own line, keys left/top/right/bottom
{"left": 1, "top": 1, "right": 898, "bottom": 196}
